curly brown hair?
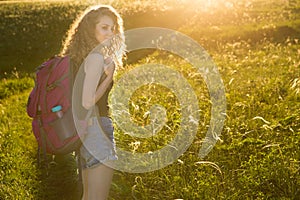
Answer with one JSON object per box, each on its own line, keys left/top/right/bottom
{"left": 60, "top": 5, "right": 125, "bottom": 74}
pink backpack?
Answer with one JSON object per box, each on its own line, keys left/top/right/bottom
{"left": 27, "top": 56, "right": 85, "bottom": 155}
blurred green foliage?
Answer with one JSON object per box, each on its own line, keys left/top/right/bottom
{"left": 1, "top": 0, "right": 300, "bottom": 74}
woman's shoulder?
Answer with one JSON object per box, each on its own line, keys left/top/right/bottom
{"left": 84, "top": 52, "right": 104, "bottom": 73}
{"left": 87, "top": 50, "right": 104, "bottom": 60}
{"left": 85, "top": 51, "right": 104, "bottom": 65}
{"left": 89, "top": 47, "right": 104, "bottom": 56}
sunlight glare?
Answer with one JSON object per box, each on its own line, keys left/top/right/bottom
{"left": 181, "top": 0, "right": 236, "bottom": 10}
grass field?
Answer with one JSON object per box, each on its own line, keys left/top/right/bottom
{"left": 0, "top": 0, "right": 300, "bottom": 199}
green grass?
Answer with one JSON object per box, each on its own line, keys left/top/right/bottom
{"left": 0, "top": 77, "right": 38, "bottom": 199}
{"left": 0, "top": 0, "right": 300, "bottom": 199}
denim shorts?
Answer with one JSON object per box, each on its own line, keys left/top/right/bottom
{"left": 80, "top": 116, "right": 117, "bottom": 169}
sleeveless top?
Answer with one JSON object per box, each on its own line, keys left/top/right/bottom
{"left": 96, "top": 73, "right": 113, "bottom": 117}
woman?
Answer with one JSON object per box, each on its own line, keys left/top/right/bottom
{"left": 60, "top": 5, "right": 125, "bottom": 200}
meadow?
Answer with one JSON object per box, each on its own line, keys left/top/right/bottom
{"left": 0, "top": 0, "right": 299, "bottom": 199}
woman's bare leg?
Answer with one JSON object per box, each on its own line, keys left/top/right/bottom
{"left": 81, "top": 164, "right": 114, "bottom": 200}
{"left": 81, "top": 168, "right": 88, "bottom": 200}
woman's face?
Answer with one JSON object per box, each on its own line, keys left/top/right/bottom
{"left": 94, "top": 15, "right": 115, "bottom": 45}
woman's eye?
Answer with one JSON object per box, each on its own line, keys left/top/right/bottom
{"left": 100, "top": 25, "right": 115, "bottom": 32}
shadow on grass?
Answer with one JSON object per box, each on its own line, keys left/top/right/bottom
{"left": 38, "top": 154, "right": 82, "bottom": 200}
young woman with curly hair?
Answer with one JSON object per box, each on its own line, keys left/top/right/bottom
{"left": 60, "top": 5, "right": 125, "bottom": 200}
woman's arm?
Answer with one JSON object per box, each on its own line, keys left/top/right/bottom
{"left": 82, "top": 53, "right": 114, "bottom": 110}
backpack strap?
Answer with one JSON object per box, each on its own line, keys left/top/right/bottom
{"left": 37, "top": 116, "right": 50, "bottom": 175}
{"left": 75, "top": 149, "right": 83, "bottom": 197}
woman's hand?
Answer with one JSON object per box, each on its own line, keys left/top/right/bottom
{"left": 104, "top": 57, "right": 115, "bottom": 77}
